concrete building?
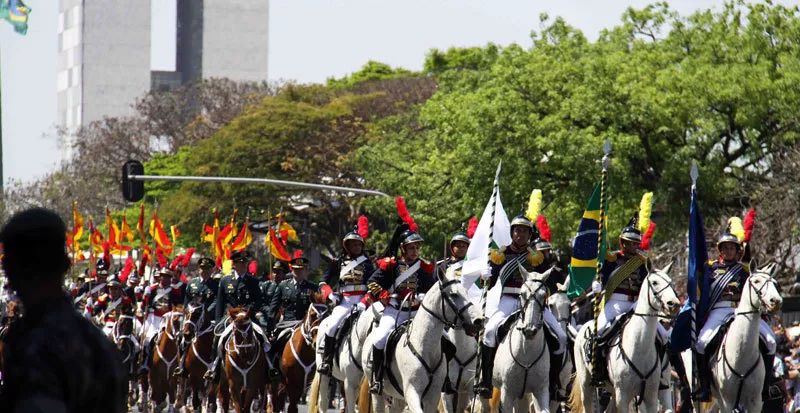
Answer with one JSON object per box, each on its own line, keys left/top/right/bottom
{"left": 57, "top": 0, "right": 269, "bottom": 160}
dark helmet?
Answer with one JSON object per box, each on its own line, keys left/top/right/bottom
{"left": 620, "top": 216, "right": 642, "bottom": 243}
{"left": 510, "top": 214, "right": 534, "bottom": 231}
{"left": 272, "top": 260, "right": 289, "bottom": 272}
{"left": 400, "top": 229, "right": 424, "bottom": 247}
{"left": 450, "top": 230, "right": 470, "bottom": 246}
{"left": 533, "top": 238, "right": 552, "bottom": 251}
{"left": 230, "top": 250, "right": 250, "bottom": 263}
{"left": 342, "top": 228, "right": 365, "bottom": 248}
{"left": 717, "top": 233, "right": 741, "bottom": 249}
{"left": 95, "top": 258, "right": 110, "bottom": 276}
{"left": 198, "top": 257, "right": 215, "bottom": 269}
{"left": 106, "top": 275, "right": 123, "bottom": 288}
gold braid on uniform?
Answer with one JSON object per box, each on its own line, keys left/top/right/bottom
{"left": 606, "top": 251, "right": 618, "bottom": 262}
{"left": 527, "top": 248, "right": 544, "bottom": 266}
{"left": 489, "top": 247, "right": 506, "bottom": 265}
{"left": 367, "top": 281, "right": 384, "bottom": 298}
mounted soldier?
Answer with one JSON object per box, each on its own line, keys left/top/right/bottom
{"left": 205, "top": 250, "right": 269, "bottom": 381}
{"left": 475, "top": 214, "right": 569, "bottom": 398}
{"left": 267, "top": 251, "right": 320, "bottom": 338}
{"left": 76, "top": 259, "right": 110, "bottom": 318}
{"left": 92, "top": 275, "right": 137, "bottom": 337}
{"left": 694, "top": 222, "right": 779, "bottom": 402}
{"left": 317, "top": 216, "right": 375, "bottom": 376}
{"left": 590, "top": 216, "right": 654, "bottom": 384}
{"left": 258, "top": 260, "right": 288, "bottom": 332}
{"left": 140, "top": 267, "right": 184, "bottom": 374}
{"left": 174, "top": 256, "right": 218, "bottom": 377}
{"left": 366, "top": 223, "right": 436, "bottom": 395}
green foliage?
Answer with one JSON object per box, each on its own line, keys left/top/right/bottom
{"left": 327, "top": 61, "right": 414, "bottom": 89}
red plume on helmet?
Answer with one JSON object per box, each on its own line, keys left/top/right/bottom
{"left": 357, "top": 215, "right": 369, "bottom": 240}
{"left": 395, "top": 196, "right": 417, "bottom": 232}
{"left": 536, "top": 215, "right": 551, "bottom": 242}
{"left": 293, "top": 250, "right": 304, "bottom": 260}
{"left": 181, "top": 247, "right": 195, "bottom": 267}
{"left": 743, "top": 208, "right": 756, "bottom": 242}
{"left": 640, "top": 221, "right": 657, "bottom": 250}
{"left": 467, "top": 216, "right": 478, "bottom": 239}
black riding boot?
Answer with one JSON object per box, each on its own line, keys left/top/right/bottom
{"left": 318, "top": 334, "right": 337, "bottom": 375}
{"left": 474, "top": 344, "right": 496, "bottom": 399}
{"left": 549, "top": 353, "right": 562, "bottom": 400}
{"left": 692, "top": 353, "right": 711, "bottom": 402}
{"left": 369, "top": 347, "right": 385, "bottom": 395}
{"left": 762, "top": 352, "right": 782, "bottom": 401}
{"left": 590, "top": 342, "right": 608, "bottom": 386}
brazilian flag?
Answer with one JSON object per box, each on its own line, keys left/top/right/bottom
{"left": 0, "top": 0, "right": 31, "bottom": 35}
{"left": 567, "top": 183, "right": 608, "bottom": 298}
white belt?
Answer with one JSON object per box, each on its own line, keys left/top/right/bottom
{"left": 712, "top": 300, "right": 737, "bottom": 309}
{"left": 502, "top": 287, "right": 521, "bottom": 294}
{"left": 610, "top": 293, "right": 638, "bottom": 302}
{"left": 340, "top": 285, "right": 367, "bottom": 293}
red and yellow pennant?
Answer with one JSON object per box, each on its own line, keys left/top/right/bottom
{"left": 149, "top": 211, "right": 173, "bottom": 255}
{"left": 230, "top": 218, "right": 253, "bottom": 252}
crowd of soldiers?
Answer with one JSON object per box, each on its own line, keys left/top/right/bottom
{"left": 0, "top": 203, "right": 784, "bottom": 412}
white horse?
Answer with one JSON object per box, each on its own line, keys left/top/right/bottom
{"left": 705, "top": 264, "right": 782, "bottom": 413}
{"left": 359, "top": 276, "right": 483, "bottom": 413}
{"left": 308, "top": 302, "right": 383, "bottom": 413}
{"left": 547, "top": 277, "right": 575, "bottom": 411}
{"left": 488, "top": 266, "right": 554, "bottom": 412}
{"left": 441, "top": 322, "right": 479, "bottom": 413}
{"left": 571, "top": 266, "right": 680, "bottom": 413}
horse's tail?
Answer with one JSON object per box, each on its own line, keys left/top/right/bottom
{"left": 569, "top": 355, "right": 586, "bottom": 413}
{"left": 489, "top": 387, "right": 500, "bottom": 412}
{"left": 357, "top": 375, "right": 371, "bottom": 413}
{"left": 308, "top": 372, "right": 320, "bottom": 413}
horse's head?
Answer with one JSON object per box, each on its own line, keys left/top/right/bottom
{"left": 166, "top": 305, "right": 185, "bottom": 335}
{"left": 431, "top": 270, "right": 483, "bottom": 336}
{"left": 228, "top": 307, "right": 252, "bottom": 329}
{"left": 302, "top": 304, "right": 328, "bottom": 346}
{"left": 642, "top": 264, "right": 680, "bottom": 317}
{"left": 517, "top": 264, "right": 551, "bottom": 339}
{"left": 547, "top": 275, "right": 572, "bottom": 330}
{"left": 182, "top": 303, "right": 203, "bottom": 341}
{"left": 744, "top": 263, "right": 782, "bottom": 314}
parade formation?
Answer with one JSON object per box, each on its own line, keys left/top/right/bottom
{"left": 0, "top": 146, "right": 787, "bottom": 413}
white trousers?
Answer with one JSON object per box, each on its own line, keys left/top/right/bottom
{"left": 371, "top": 305, "right": 414, "bottom": 350}
{"left": 321, "top": 295, "right": 362, "bottom": 338}
{"left": 597, "top": 297, "right": 670, "bottom": 341}
{"left": 695, "top": 303, "right": 776, "bottom": 355}
{"left": 481, "top": 295, "right": 567, "bottom": 353}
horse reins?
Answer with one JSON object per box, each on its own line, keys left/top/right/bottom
{"left": 226, "top": 318, "right": 261, "bottom": 389}
{"left": 508, "top": 279, "right": 548, "bottom": 399}
{"left": 155, "top": 311, "right": 183, "bottom": 383}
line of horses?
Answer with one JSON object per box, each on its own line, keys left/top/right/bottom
{"left": 1, "top": 262, "right": 780, "bottom": 413}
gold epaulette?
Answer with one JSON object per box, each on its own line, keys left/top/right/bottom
{"left": 606, "top": 251, "right": 618, "bottom": 262}
{"left": 489, "top": 247, "right": 506, "bottom": 265}
{"left": 527, "top": 248, "right": 544, "bottom": 266}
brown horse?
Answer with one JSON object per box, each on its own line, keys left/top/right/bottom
{"left": 223, "top": 307, "right": 267, "bottom": 413}
{"left": 149, "top": 308, "right": 183, "bottom": 412}
{"left": 180, "top": 302, "right": 217, "bottom": 412}
{"left": 273, "top": 303, "right": 328, "bottom": 413}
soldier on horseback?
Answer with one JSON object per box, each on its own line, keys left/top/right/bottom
{"left": 590, "top": 217, "right": 654, "bottom": 385}
{"left": 258, "top": 260, "right": 288, "bottom": 330}
{"left": 317, "top": 218, "right": 375, "bottom": 376}
{"left": 693, "top": 229, "right": 779, "bottom": 402}
{"left": 205, "top": 250, "right": 269, "bottom": 381}
{"left": 267, "top": 251, "right": 320, "bottom": 349}
{"left": 366, "top": 226, "right": 436, "bottom": 395}
{"left": 174, "top": 256, "right": 218, "bottom": 377}
{"left": 140, "top": 267, "right": 184, "bottom": 374}
{"left": 77, "top": 259, "right": 110, "bottom": 318}
{"left": 475, "top": 214, "right": 569, "bottom": 398}
{"left": 92, "top": 275, "right": 136, "bottom": 336}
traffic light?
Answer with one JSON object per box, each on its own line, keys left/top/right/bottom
{"left": 121, "top": 160, "right": 144, "bottom": 202}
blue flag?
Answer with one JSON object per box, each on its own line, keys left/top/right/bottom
{"left": 671, "top": 188, "right": 708, "bottom": 352}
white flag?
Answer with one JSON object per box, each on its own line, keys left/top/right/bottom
{"left": 461, "top": 162, "right": 511, "bottom": 289}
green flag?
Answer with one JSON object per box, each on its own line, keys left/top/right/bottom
{"left": 567, "top": 183, "right": 608, "bottom": 298}
{"left": 0, "top": 0, "right": 31, "bottom": 35}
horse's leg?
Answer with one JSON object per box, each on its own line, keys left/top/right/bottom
{"left": 497, "top": 387, "right": 516, "bottom": 413}
{"left": 317, "top": 374, "right": 331, "bottom": 413}
{"left": 531, "top": 383, "right": 550, "bottom": 413}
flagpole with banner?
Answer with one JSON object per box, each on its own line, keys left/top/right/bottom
{"left": 689, "top": 161, "right": 700, "bottom": 408}
{"left": 590, "top": 140, "right": 612, "bottom": 387}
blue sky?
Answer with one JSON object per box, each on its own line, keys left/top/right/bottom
{"left": 0, "top": 0, "right": 778, "bottom": 185}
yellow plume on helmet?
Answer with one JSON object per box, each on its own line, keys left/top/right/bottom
{"left": 638, "top": 192, "right": 653, "bottom": 233}
{"left": 728, "top": 217, "right": 745, "bottom": 242}
{"left": 526, "top": 189, "right": 542, "bottom": 221}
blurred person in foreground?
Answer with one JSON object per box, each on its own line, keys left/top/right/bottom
{"left": 0, "top": 208, "right": 126, "bottom": 413}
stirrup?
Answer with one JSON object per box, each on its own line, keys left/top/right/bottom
{"left": 369, "top": 380, "right": 383, "bottom": 395}
{"left": 317, "top": 361, "right": 332, "bottom": 375}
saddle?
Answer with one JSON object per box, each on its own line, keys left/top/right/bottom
{"left": 332, "top": 311, "right": 360, "bottom": 368}
{"left": 383, "top": 319, "right": 412, "bottom": 394}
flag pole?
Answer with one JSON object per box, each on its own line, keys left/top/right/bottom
{"left": 591, "top": 140, "right": 612, "bottom": 388}
{"left": 267, "top": 209, "right": 273, "bottom": 278}
{"left": 473, "top": 161, "right": 502, "bottom": 399}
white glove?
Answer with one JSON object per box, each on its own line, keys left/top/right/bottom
{"left": 356, "top": 302, "right": 367, "bottom": 312}
{"left": 480, "top": 269, "right": 492, "bottom": 281}
{"left": 328, "top": 293, "right": 340, "bottom": 306}
{"left": 592, "top": 280, "right": 602, "bottom": 294}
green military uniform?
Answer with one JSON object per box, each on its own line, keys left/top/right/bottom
{"left": 268, "top": 277, "right": 320, "bottom": 326}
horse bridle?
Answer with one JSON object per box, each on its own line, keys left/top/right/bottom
{"left": 421, "top": 279, "right": 474, "bottom": 330}
{"left": 112, "top": 314, "right": 137, "bottom": 365}
{"left": 740, "top": 271, "right": 779, "bottom": 316}
{"left": 636, "top": 270, "right": 677, "bottom": 318}
{"left": 519, "top": 279, "right": 547, "bottom": 330}
{"left": 183, "top": 304, "right": 214, "bottom": 340}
